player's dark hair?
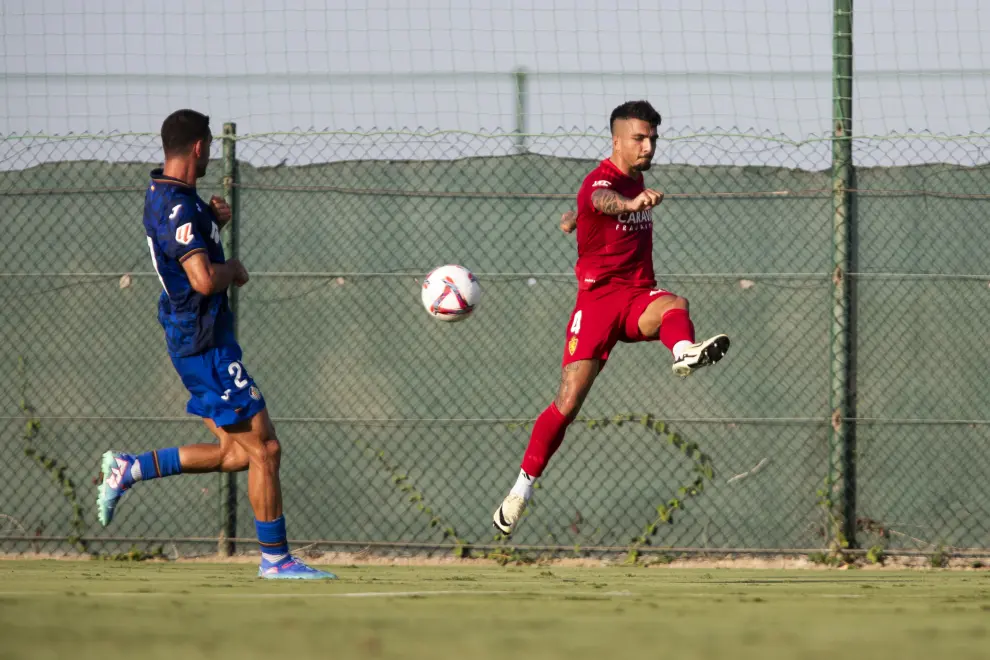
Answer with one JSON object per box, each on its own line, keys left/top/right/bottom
{"left": 609, "top": 100, "right": 662, "bottom": 134}
{"left": 161, "top": 109, "right": 211, "bottom": 157}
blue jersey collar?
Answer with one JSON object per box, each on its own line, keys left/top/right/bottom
{"left": 150, "top": 168, "right": 196, "bottom": 190}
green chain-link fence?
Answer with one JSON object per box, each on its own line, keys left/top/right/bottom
{"left": 3, "top": 127, "right": 989, "bottom": 560}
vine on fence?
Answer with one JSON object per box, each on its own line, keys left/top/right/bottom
{"left": 815, "top": 473, "right": 850, "bottom": 564}
{"left": 18, "top": 357, "right": 88, "bottom": 553}
{"left": 355, "top": 439, "right": 473, "bottom": 557}
{"left": 359, "top": 414, "right": 714, "bottom": 563}
{"left": 584, "top": 414, "right": 715, "bottom": 564}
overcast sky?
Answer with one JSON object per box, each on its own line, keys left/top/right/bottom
{"left": 2, "top": 0, "right": 989, "bottom": 165}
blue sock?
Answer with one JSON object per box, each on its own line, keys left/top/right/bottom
{"left": 256, "top": 516, "right": 290, "bottom": 562}
{"left": 131, "top": 448, "right": 182, "bottom": 483}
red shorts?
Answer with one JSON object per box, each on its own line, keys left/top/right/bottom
{"left": 561, "top": 284, "right": 674, "bottom": 367}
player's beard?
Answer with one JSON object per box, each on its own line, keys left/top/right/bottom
{"left": 632, "top": 159, "right": 653, "bottom": 173}
{"left": 195, "top": 161, "right": 209, "bottom": 178}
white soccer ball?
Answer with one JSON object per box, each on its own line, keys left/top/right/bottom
{"left": 421, "top": 264, "right": 481, "bottom": 322}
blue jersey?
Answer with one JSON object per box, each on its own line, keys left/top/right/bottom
{"left": 143, "top": 169, "right": 235, "bottom": 358}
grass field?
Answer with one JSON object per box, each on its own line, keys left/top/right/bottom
{"left": 1, "top": 561, "right": 989, "bottom": 660}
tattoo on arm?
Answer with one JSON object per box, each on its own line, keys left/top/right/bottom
{"left": 591, "top": 189, "right": 629, "bottom": 216}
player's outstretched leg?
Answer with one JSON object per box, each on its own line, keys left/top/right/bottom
{"left": 96, "top": 440, "right": 243, "bottom": 527}
{"left": 637, "top": 296, "right": 730, "bottom": 377}
{"left": 97, "top": 448, "right": 186, "bottom": 526}
{"left": 493, "top": 360, "right": 598, "bottom": 536}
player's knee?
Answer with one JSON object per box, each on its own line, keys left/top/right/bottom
{"left": 244, "top": 432, "right": 280, "bottom": 471}
{"left": 670, "top": 295, "right": 689, "bottom": 311}
{"left": 554, "top": 392, "right": 586, "bottom": 419}
{"left": 261, "top": 435, "right": 281, "bottom": 470}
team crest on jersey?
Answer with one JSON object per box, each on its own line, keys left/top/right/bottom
{"left": 250, "top": 386, "right": 262, "bottom": 401}
{"left": 175, "top": 222, "right": 194, "bottom": 245}
{"left": 568, "top": 336, "right": 579, "bottom": 355}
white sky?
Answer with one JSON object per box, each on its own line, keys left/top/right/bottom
{"left": 2, "top": 0, "right": 989, "bottom": 164}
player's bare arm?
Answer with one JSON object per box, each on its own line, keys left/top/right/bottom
{"left": 209, "top": 195, "right": 232, "bottom": 228}
{"left": 590, "top": 188, "right": 663, "bottom": 215}
{"left": 559, "top": 210, "right": 577, "bottom": 234}
{"left": 181, "top": 252, "right": 248, "bottom": 295}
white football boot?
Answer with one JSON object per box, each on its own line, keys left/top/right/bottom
{"left": 492, "top": 493, "right": 527, "bottom": 536}
{"left": 672, "top": 334, "right": 731, "bottom": 377}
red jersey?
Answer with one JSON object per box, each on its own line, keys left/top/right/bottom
{"left": 573, "top": 158, "right": 655, "bottom": 290}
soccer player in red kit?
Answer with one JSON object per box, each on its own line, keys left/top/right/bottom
{"left": 493, "top": 100, "right": 730, "bottom": 535}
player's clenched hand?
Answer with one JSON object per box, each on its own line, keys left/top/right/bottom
{"left": 210, "top": 195, "right": 232, "bottom": 227}
{"left": 559, "top": 210, "right": 577, "bottom": 234}
{"left": 625, "top": 188, "right": 663, "bottom": 212}
{"left": 229, "top": 259, "right": 249, "bottom": 287}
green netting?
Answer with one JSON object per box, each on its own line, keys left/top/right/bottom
{"left": 2, "top": 132, "right": 989, "bottom": 557}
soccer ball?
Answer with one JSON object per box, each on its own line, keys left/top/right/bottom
{"left": 421, "top": 264, "right": 481, "bottom": 322}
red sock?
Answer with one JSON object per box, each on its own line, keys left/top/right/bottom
{"left": 520, "top": 402, "right": 572, "bottom": 478}
{"left": 658, "top": 308, "right": 695, "bottom": 351}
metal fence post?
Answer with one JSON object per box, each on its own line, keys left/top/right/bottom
{"left": 829, "top": 0, "right": 856, "bottom": 550}
{"left": 219, "top": 121, "right": 239, "bottom": 556}
{"left": 514, "top": 67, "right": 528, "bottom": 154}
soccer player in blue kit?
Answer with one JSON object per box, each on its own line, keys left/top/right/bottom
{"left": 96, "top": 109, "right": 335, "bottom": 579}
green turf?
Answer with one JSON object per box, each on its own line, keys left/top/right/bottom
{"left": 1, "top": 561, "right": 989, "bottom": 660}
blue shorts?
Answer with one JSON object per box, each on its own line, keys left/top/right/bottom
{"left": 170, "top": 344, "right": 267, "bottom": 428}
